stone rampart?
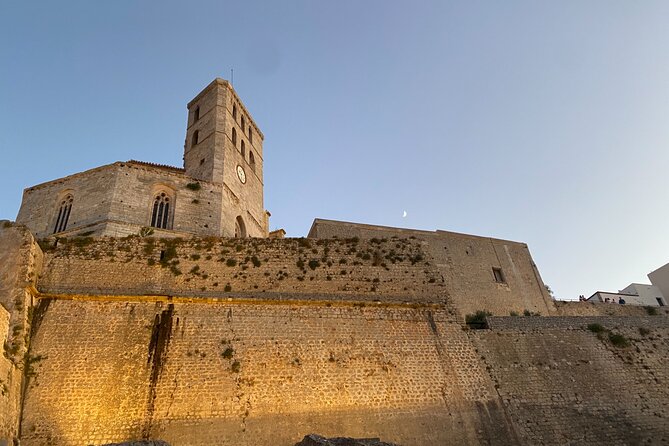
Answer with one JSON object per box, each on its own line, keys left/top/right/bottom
{"left": 555, "top": 300, "right": 669, "bottom": 317}
{"left": 4, "top": 226, "right": 669, "bottom": 445}
{"left": 38, "top": 236, "right": 449, "bottom": 305}
{"left": 472, "top": 316, "right": 669, "bottom": 445}
{"left": 487, "top": 315, "right": 669, "bottom": 330}
{"left": 20, "top": 298, "right": 514, "bottom": 446}
{"left": 0, "top": 222, "right": 43, "bottom": 444}
{"left": 309, "top": 219, "right": 556, "bottom": 317}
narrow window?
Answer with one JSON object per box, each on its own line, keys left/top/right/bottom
{"left": 249, "top": 151, "right": 256, "bottom": 171}
{"left": 192, "top": 130, "right": 199, "bottom": 146}
{"left": 193, "top": 106, "right": 200, "bottom": 122}
{"left": 657, "top": 298, "right": 665, "bottom": 307}
{"left": 234, "top": 216, "right": 246, "bottom": 238}
{"left": 492, "top": 267, "right": 505, "bottom": 283}
{"left": 150, "top": 192, "right": 172, "bottom": 230}
{"left": 248, "top": 128, "right": 253, "bottom": 143}
{"left": 233, "top": 104, "right": 237, "bottom": 120}
{"left": 241, "top": 116, "right": 246, "bottom": 133}
{"left": 232, "top": 128, "right": 237, "bottom": 146}
{"left": 53, "top": 195, "right": 74, "bottom": 234}
{"left": 241, "top": 140, "right": 246, "bottom": 158}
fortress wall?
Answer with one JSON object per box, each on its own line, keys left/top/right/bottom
{"left": 38, "top": 236, "right": 448, "bottom": 304}
{"left": 472, "top": 317, "right": 669, "bottom": 445}
{"left": 21, "top": 298, "right": 516, "bottom": 446}
{"left": 309, "top": 220, "right": 555, "bottom": 317}
{"left": 0, "top": 223, "right": 43, "bottom": 443}
{"left": 555, "top": 300, "right": 669, "bottom": 317}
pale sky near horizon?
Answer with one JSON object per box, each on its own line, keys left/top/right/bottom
{"left": 1, "top": 1, "right": 668, "bottom": 300}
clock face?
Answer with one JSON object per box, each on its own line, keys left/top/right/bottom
{"left": 237, "top": 165, "right": 246, "bottom": 184}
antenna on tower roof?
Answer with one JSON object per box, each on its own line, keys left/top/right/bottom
{"left": 231, "top": 68, "right": 234, "bottom": 86}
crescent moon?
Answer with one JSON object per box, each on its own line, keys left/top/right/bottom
{"left": 402, "top": 211, "right": 407, "bottom": 218}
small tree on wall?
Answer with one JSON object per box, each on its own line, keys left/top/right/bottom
{"left": 545, "top": 284, "right": 555, "bottom": 299}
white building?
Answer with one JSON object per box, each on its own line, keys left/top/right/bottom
{"left": 648, "top": 262, "right": 669, "bottom": 303}
{"left": 619, "top": 283, "right": 665, "bottom": 307}
{"left": 586, "top": 263, "right": 669, "bottom": 307}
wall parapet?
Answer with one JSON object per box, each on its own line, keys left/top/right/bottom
{"left": 38, "top": 235, "right": 450, "bottom": 305}
{"left": 487, "top": 315, "right": 669, "bottom": 331}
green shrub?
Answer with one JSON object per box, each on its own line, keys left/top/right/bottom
{"left": 224, "top": 284, "right": 232, "bottom": 292}
{"left": 608, "top": 333, "right": 630, "bottom": 348}
{"left": 639, "top": 327, "right": 651, "bottom": 336}
{"left": 509, "top": 311, "right": 519, "bottom": 317}
{"left": 523, "top": 309, "right": 540, "bottom": 317}
{"left": 251, "top": 256, "right": 261, "bottom": 267}
{"left": 139, "top": 227, "right": 154, "bottom": 237}
{"left": 645, "top": 306, "right": 658, "bottom": 316}
{"left": 231, "top": 360, "right": 241, "bottom": 373}
{"left": 186, "top": 182, "right": 201, "bottom": 191}
{"left": 465, "top": 311, "right": 492, "bottom": 329}
{"left": 222, "top": 347, "right": 234, "bottom": 359}
{"left": 225, "top": 259, "right": 237, "bottom": 267}
{"left": 71, "top": 237, "right": 94, "bottom": 248}
{"left": 169, "top": 265, "right": 182, "bottom": 276}
{"left": 587, "top": 323, "right": 605, "bottom": 333}
{"left": 308, "top": 259, "right": 320, "bottom": 270}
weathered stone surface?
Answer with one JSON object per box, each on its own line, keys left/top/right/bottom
{"left": 295, "top": 434, "right": 401, "bottom": 446}
{"left": 102, "top": 441, "right": 170, "bottom": 446}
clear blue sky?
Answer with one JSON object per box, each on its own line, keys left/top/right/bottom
{"left": 2, "top": 1, "right": 668, "bottom": 300}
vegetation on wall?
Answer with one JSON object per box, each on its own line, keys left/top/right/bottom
{"left": 465, "top": 311, "right": 491, "bottom": 329}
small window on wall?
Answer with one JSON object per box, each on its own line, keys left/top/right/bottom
{"left": 232, "top": 128, "right": 237, "bottom": 146}
{"left": 151, "top": 192, "right": 173, "bottom": 230}
{"left": 241, "top": 140, "right": 246, "bottom": 158}
{"left": 249, "top": 152, "right": 256, "bottom": 171}
{"left": 53, "top": 195, "right": 74, "bottom": 234}
{"left": 249, "top": 128, "right": 253, "bottom": 143}
{"left": 241, "top": 116, "right": 246, "bottom": 132}
{"left": 192, "top": 130, "right": 199, "bottom": 146}
{"left": 193, "top": 106, "right": 200, "bottom": 123}
{"left": 492, "top": 267, "right": 505, "bottom": 283}
{"left": 233, "top": 104, "right": 237, "bottom": 120}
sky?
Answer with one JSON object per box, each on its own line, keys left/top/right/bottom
{"left": 1, "top": 1, "right": 668, "bottom": 300}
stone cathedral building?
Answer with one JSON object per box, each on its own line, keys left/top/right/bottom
{"left": 1, "top": 79, "right": 668, "bottom": 446}
{"left": 16, "top": 79, "right": 269, "bottom": 239}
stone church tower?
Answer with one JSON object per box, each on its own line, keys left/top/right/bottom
{"left": 16, "top": 79, "right": 270, "bottom": 239}
{"left": 183, "top": 79, "right": 267, "bottom": 238}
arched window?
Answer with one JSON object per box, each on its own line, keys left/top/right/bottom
{"left": 232, "top": 128, "right": 237, "bottom": 146}
{"left": 53, "top": 195, "right": 73, "bottom": 234}
{"left": 192, "top": 130, "right": 199, "bottom": 146}
{"left": 249, "top": 151, "right": 256, "bottom": 171}
{"left": 234, "top": 216, "right": 246, "bottom": 238}
{"left": 150, "top": 192, "right": 173, "bottom": 230}
{"left": 193, "top": 106, "right": 200, "bottom": 123}
{"left": 241, "top": 140, "right": 246, "bottom": 158}
{"left": 241, "top": 116, "right": 246, "bottom": 132}
{"left": 233, "top": 105, "right": 237, "bottom": 120}
{"left": 248, "top": 128, "right": 253, "bottom": 143}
